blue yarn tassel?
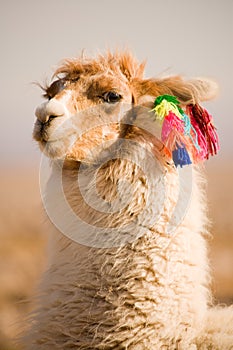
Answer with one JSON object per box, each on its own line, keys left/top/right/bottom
{"left": 172, "top": 144, "right": 192, "bottom": 168}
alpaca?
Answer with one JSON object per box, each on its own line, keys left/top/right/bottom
{"left": 26, "top": 52, "right": 233, "bottom": 349}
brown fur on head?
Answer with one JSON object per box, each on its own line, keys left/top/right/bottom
{"left": 33, "top": 51, "right": 218, "bottom": 162}
{"left": 53, "top": 51, "right": 218, "bottom": 105}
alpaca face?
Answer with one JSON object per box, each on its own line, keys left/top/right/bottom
{"left": 33, "top": 52, "right": 218, "bottom": 162}
{"left": 33, "top": 58, "right": 136, "bottom": 160}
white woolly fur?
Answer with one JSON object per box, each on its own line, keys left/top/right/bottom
{"left": 23, "top": 154, "right": 233, "bottom": 349}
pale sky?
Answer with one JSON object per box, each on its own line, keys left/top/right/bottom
{"left": 1, "top": 0, "right": 232, "bottom": 166}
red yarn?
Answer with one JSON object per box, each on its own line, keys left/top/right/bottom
{"left": 186, "top": 105, "right": 220, "bottom": 159}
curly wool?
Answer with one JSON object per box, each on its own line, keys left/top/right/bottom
{"left": 24, "top": 154, "right": 232, "bottom": 349}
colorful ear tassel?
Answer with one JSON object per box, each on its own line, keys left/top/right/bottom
{"left": 152, "top": 95, "right": 220, "bottom": 167}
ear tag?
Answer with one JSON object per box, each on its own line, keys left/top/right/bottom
{"left": 151, "top": 95, "right": 220, "bottom": 167}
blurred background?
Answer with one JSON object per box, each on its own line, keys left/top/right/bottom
{"left": 0, "top": 0, "right": 232, "bottom": 348}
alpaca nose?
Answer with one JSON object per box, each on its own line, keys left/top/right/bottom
{"left": 35, "top": 99, "right": 66, "bottom": 123}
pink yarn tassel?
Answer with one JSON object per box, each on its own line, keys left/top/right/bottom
{"left": 161, "top": 111, "right": 184, "bottom": 147}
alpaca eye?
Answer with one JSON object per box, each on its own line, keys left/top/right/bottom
{"left": 103, "top": 91, "right": 122, "bottom": 103}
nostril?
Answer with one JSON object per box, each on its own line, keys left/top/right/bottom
{"left": 47, "top": 115, "right": 58, "bottom": 123}
{"left": 35, "top": 100, "right": 66, "bottom": 123}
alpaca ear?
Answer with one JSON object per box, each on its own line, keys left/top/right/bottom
{"left": 135, "top": 76, "right": 219, "bottom": 105}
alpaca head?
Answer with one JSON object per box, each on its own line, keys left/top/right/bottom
{"left": 34, "top": 52, "right": 219, "bottom": 246}
{"left": 33, "top": 52, "right": 218, "bottom": 164}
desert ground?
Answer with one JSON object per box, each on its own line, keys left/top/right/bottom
{"left": 0, "top": 161, "right": 232, "bottom": 349}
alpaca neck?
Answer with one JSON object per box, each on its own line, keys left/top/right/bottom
{"left": 47, "top": 134, "right": 179, "bottom": 249}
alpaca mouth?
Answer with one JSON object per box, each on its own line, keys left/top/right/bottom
{"left": 33, "top": 118, "right": 75, "bottom": 144}
{"left": 34, "top": 129, "right": 50, "bottom": 143}
{"left": 33, "top": 120, "right": 51, "bottom": 142}
{"left": 34, "top": 122, "right": 78, "bottom": 159}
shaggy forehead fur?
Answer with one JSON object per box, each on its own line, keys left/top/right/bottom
{"left": 51, "top": 51, "right": 217, "bottom": 105}
{"left": 54, "top": 51, "right": 146, "bottom": 81}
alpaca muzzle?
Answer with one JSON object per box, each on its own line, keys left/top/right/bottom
{"left": 35, "top": 99, "right": 66, "bottom": 123}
